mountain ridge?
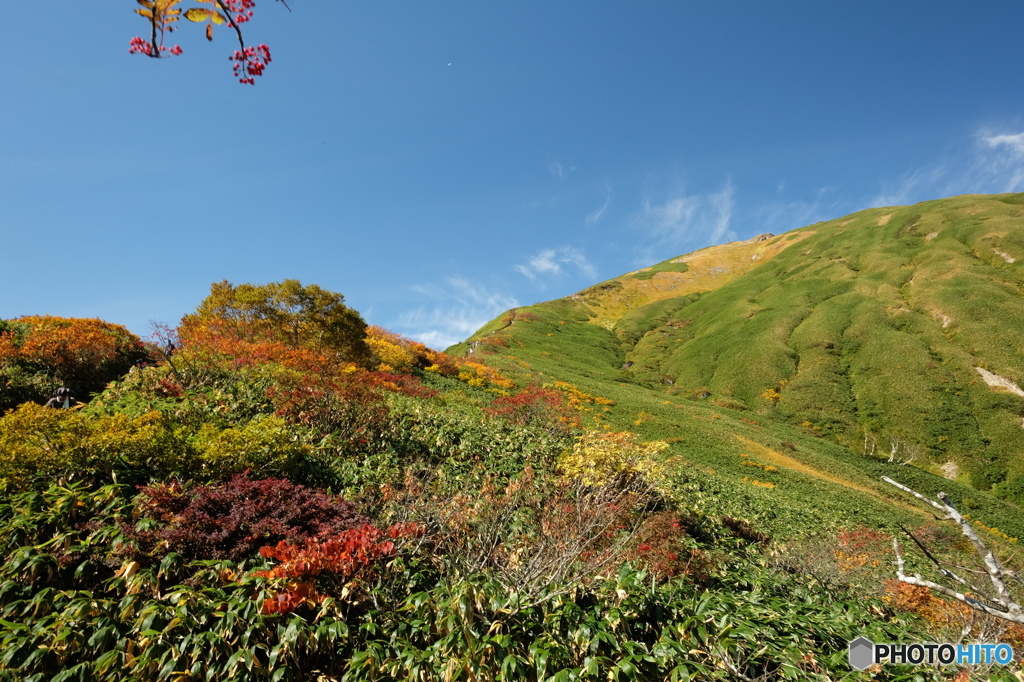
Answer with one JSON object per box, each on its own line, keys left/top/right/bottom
{"left": 454, "top": 193, "right": 1024, "bottom": 511}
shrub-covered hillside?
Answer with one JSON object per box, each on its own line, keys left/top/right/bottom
{"left": 458, "top": 193, "right": 1024, "bottom": 504}
{"left": 1, "top": 267, "right": 1022, "bottom": 680}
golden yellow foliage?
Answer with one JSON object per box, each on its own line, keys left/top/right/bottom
{"left": 366, "top": 326, "right": 418, "bottom": 370}
{"left": 548, "top": 381, "right": 616, "bottom": 410}
{"left": 559, "top": 430, "right": 669, "bottom": 487}
{"left": 0, "top": 403, "right": 180, "bottom": 490}
{"left": 193, "top": 415, "right": 311, "bottom": 477}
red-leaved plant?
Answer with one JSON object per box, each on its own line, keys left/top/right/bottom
{"left": 255, "top": 522, "right": 423, "bottom": 614}
{"left": 125, "top": 473, "right": 369, "bottom": 561}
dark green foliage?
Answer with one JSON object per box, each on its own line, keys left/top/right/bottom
{"left": 0, "top": 481, "right": 949, "bottom": 681}
{"left": 0, "top": 362, "right": 54, "bottom": 415}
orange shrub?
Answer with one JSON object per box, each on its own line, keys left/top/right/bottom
{"left": 0, "top": 316, "right": 147, "bottom": 404}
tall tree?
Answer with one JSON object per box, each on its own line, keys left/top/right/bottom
{"left": 185, "top": 279, "right": 371, "bottom": 365}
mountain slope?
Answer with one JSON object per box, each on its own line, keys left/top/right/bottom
{"left": 452, "top": 193, "right": 1024, "bottom": 532}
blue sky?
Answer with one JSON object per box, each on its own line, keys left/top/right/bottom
{"left": 4, "top": 2, "right": 1024, "bottom": 348}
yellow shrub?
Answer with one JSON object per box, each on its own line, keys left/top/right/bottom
{"left": 559, "top": 430, "right": 670, "bottom": 488}
{"left": 0, "top": 403, "right": 181, "bottom": 489}
{"left": 366, "top": 326, "right": 417, "bottom": 370}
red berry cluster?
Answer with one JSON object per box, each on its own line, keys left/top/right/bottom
{"left": 128, "top": 36, "right": 183, "bottom": 57}
{"left": 222, "top": 0, "right": 257, "bottom": 24}
{"left": 230, "top": 43, "right": 272, "bottom": 84}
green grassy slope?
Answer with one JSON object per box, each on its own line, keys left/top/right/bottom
{"left": 453, "top": 193, "right": 1024, "bottom": 535}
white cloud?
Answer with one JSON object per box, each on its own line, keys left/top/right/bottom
{"left": 977, "top": 129, "right": 1024, "bottom": 193}
{"left": 870, "top": 164, "right": 952, "bottom": 208}
{"left": 515, "top": 246, "right": 597, "bottom": 282}
{"left": 631, "top": 179, "right": 737, "bottom": 261}
{"left": 586, "top": 186, "right": 613, "bottom": 225}
{"left": 515, "top": 249, "right": 561, "bottom": 278}
{"left": 396, "top": 277, "right": 518, "bottom": 350}
{"left": 752, "top": 186, "right": 841, "bottom": 236}
{"left": 868, "top": 127, "right": 1024, "bottom": 208}
{"left": 984, "top": 131, "right": 1024, "bottom": 156}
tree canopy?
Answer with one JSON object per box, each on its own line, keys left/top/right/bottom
{"left": 184, "top": 279, "right": 371, "bottom": 365}
{"left": 0, "top": 316, "right": 148, "bottom": 411}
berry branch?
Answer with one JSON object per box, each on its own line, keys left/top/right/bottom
{"left": 130, "top": 0, "right": 286, "bottom": 84}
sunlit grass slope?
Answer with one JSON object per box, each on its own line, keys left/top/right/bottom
{"left": 452, "top": 193, "right": 1024, "bottom": 536}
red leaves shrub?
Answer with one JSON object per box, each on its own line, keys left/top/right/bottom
{"left": 484, "top": 386, "right": 579, "bottom": 435}
{"left": 365, "top": 371, "right": 439, "bottom": 399}
{"left": 884, "top": 580, "right": 1024, "bottom": 647}
{"left": 835, "top": 525, "right": 889, "bottom": 553}
{"left": 125, "top": 473, "right": 369, "bottom": 561}
{"left": 479, "top": 336, "right": 509, "bottom": 348}
{"left": 174, "top": 316, "right": 331, "bottom": 385}
{"left": 268, "top": 370, "right": 389, "bottom": 442}
{"left": 255, "top": 522, "right": 423, "bottom": 615}
{"left": 632, "top": 512, "right": 717, "bottom": 582}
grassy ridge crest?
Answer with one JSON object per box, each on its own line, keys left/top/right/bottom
{"left": 456, "top": 193, "right": 1024, "bottom": 531}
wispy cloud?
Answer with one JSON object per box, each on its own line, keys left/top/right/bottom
{"left": 869, "top": 127, "right": 1024, "bottom": 207}
{"left": 752, "top": 186, "right": 841, "bottom": 236}
{"left": 984, "top": 131, "right": 1024, "bottom": 156}
{"left": 977, "top": 129, "right": 1024, "bottom": 193}
{"left": 870, "top": 163, "right": 952, "bottom": 208}
{"left": 586, "top": 186, "right": 613, "bottom": 225}
{"left": 631, "top": 179, "right": 736, "bottom": 262}
{"left": 546, "top": 157, "right": 575, "bottom": 180}
{"left": 514, "top": 246, "right": 597, "bottom": 282}
{"left": 396, "top": 277, "right": 518, "bottom": 350}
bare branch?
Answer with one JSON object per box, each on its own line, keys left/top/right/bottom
{"left": 898, "top": 523, "right": 974, "bottom": 590}
{"left": 883, "top": 477, "right": 1024, "bottom": 624}
{"left": 881, "top": 476, "right": 947, "bottom": 514}
{"left": 214, "top": 0, "right": 247, "bottom": 52}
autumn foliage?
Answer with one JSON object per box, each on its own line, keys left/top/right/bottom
{"left": 255, "top": 522, "right": 423, "bottom": 614}
{"left": 632, "top": 511, "right": 715, "bottom": 582}
{"left": 126, "top": 473, "right": 370, "bottom": 561}
{"left": 184, "top": 279, "right": 371, "bottom": 363}
{"left": 366, "top": 325, "right": 463, "bottom": 377}
{"left": 0, "top": 316, "right": 147, "bottom": 410}
{"left": 484, "top": 385, "right": 579, "bottom": 435}
{"left": 130, "top": 0, "right": 277, "bottom": 84}
{"left": 559, "top": 429, "right": 670, "bottom": 488}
